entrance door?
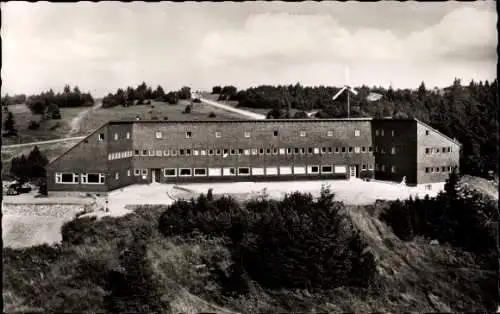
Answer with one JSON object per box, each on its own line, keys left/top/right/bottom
{"left": 151, "top": 169, "right": 161, "bottom": 183}
{"left": 349, "top": 165, "right": 357, "bottom": 179}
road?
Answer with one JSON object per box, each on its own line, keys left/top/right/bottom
{"left": 2, "top": 136, "right": 86, "bottom": 149}
{"left": 192, "top": 93, "right": 266, "bottom": 120}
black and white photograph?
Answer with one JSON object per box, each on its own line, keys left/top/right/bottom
{"left": 1, "top": 1, "right": 498, "bottom": 313}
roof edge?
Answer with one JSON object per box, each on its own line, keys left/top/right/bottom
{"left": 414, "top": 118, "right": 462, "bottom": 146}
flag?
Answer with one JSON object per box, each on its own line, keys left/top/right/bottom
{"left": 366, "top": 92, "right": 383, "bottom": 102}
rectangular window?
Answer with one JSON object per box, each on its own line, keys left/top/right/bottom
{"left": 98, "top": 133, "right": 104, "bottom": 141}
{"left": 335, "top": 147, "right": 339, "bottom": 153}
{"left": 266, "top": 167, "right": 278, "bottom": 175}
{"left": 94, "top": 173, "right": 105, "bottom": 184}
{"left": 391, "top": 166, "right": 397, "bottom": 173}
{"left": 108, "top": 153, "right": 112, "bottom": 161}
{"left": 368, "top": 146, "right": 373, "bottom": 153}
{"left": 321, "top": 165, "right": 333, "bottom": 174}
{"left": 141, "top": 150, "right": 147, "bottom": 156}
{"left": 341, "top": 147, "right": 346, "bottom": 153}
{"left": 308, "top": 147, "right": 313, "bottom": 154}
{"left": 244, "top": 131, "right": 251, "bottom": 138}
{"left": 293, "top": 166, "right": 306, "bottom": 174}
{"left": 279, "top": 148, "right": 286, "bottom": 155}
{"left": 448, "top": 166, "right": 452, "bottom": 172}
{"left": 156, "top": 150, "right": 162, "bottom": 157}
{"left": 381, "top": 165, "right": 386, "bottom": 172}
{"left": 272, "top": 148, "right": 278, "bottom": 155}
{"left": 381, "top": 129, "right": 385, "bottom": 136}
{"left": 375, "top": 164, "right": 380, "bottom": 171}
{"left": 163, "top": 150, "right": 170, "bottom": 156}
{"left": 425, "top": 148, "right": 430, "bottom": 154}
{"left": 230, "top": 149, "right": 236, "bottom": 155}
{"left": 194, "top": 168, "right": 207, "bottom": 176}
{"left": 164, "top": 168, "right": 176, "bottom": 177}
{"left": 238, "top": 148, "right": 243, "bottom": 155}
{"left": 425, "top": 130, "right": 430, "bottom": 135}
{"left": 368, "top": 164, "right": 374, "bottom": 170}
{"left": 327, "top": 130, "right": 333, "bottom": 137}
{"left": 114, "top": 133, "right": 118, "bottom": 140}
{"left": 441, "top": 166, "right": 446, "bottom": 172}
{"left": 436, "top": 167, "right": 440, "bottom": 173}
{"left": 141, "top": 169, "right": 148, "bottom": 175}
{"left": 294, "top": 147, "right": 300, "bottom": 154}
{"left": 354, "top": 147, "right": 361, "bottom": 153}
{"left": 148, "top": 149, "right": 155, "bottom": 156}
{"left": 361, "top": 147, "right": 366, "bottom": 153}
{"left": 134, "top": 150, "right": 140, "bottom": 156}
{"left": 362, "top": 164, "right": 367, "bottom": 170}
{"left": 215, "top": 131, "right": 222, "bottom": 138}
{"left": 300, "top": 148, "right": 305, "bottom": 154}
{"left": 127, "top": 170, "right": 131, "bottom": 176}
{"left": 375, "top": 129, "right": 380, "bottom": 136}
{"left": 155, "top": 131, "right": 162, "bottom": 139}
{"left": 244, "top": 149, "right": 251, "bottom": 156}
{"left": 134, "top": 169, "right": 141, "bottom": 176}
{"left": 216, "top": 149, "right": 222, "bottom": 156}
{"left": 238, "top": 167, "right": 250, "bottom": 176}
{"left": 252, "top": 168, "right": 264, "bottom": 175}
{"left": 391, "top": 147, "right": 397, "bottom": 155}
{"left": 273, "top": 130, "right": 278, "bottom": 137}
{"left": 223, "top": 149, "right": 229, "bottom": 156}
{"left": 447, "top": 147, "right": 451, "bottom": 153}
{"left": 251, "top": 148, "right": 258, "bottom": 155}
{"left": 185, "top": 131, "right": 192, "bottom": 138}
{"left": 56, "top": 173, "right": 79, "bottom": 184}
{"left": 259, "top": 148, "right": 265, "bottom": 155}
{"left": 179, "top": 168, "right": 192, "bottom": 176}
{"left": 321, "top": 147, "right": 327, "bottom": 154}
{"left": 354, "top": 129, "right": 360, "bottom": 137}
{"left": 313, "top": 148, "right": 320, "bottom": 154}
{"left": 442, "top": 147, "right": 446, "bottom": 153}
{"left": 193, "top": 150, "right": 199, "bottom": 156}
{"left": 186, "top": 149, "right": 192, "bottom": 156}
{"left": 126, "top": 132, "right": 130, "bottom": 139}
{"left": 208, "top": 149, "right": 214, "bottom": 156}
{"left": 179, "top": 149, "right": 185, "bottom": 156}
{"left": 348, "top": 147, "right": 353, "bottom": 153}
{"left": 391, "top": 130, "right": 395, "bottom": 137}
{"left": 115, "top": 172, "right": 119, "bottom": 180}
{"left": 334, "top": 165, "right": 347, "bottom": 174}
{"left": 308, "top": 165, "right": 320, "bottom": 174}
{"left": 279, "top": 166, "right": 292, "bottom": 175}
{"left": 201, "top": 150, "right": 206, "bottom": 156}
{"left": 328, "top": 147, "right": 333, "bottom": 154}
{"left": 223, "top": 167, "right": 236, "bottom": 176}
{"left": 208, "top": 168, "right": 222, "bottom": 176}
{"left": 171, "top": 149, "right": 177, "bottom": 156}
{"left": 300, "top": 131, "right": 306, "bottom": 137}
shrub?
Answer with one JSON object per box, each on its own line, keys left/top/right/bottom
{"left": 208, "top": 112, "right": 216, "bottom": 118}
{"left": 163, "top": 116, "right": 168, "bottom": 120}
{"left": 183, "top": 105, "right": 192, "bottom": 114}
{"left": 28, "top": 120, "right": 40, "bottom": 130}
{"left": 193, "top": 98, "right": 201, "bottom": 103}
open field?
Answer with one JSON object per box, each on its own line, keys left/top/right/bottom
{"left": 77, "top": 100, "right": 249, "bottom": 134}
{"left": 1, "top": 104, "right": 93, "bottom": 145}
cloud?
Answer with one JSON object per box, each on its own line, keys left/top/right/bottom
{"left": 198, "top": 7, "right": 497, "bottom": 66}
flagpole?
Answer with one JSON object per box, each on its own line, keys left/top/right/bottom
{"left": 347, "top": 89, "right": 350, "bottom": 119}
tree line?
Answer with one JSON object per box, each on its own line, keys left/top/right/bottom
{"left": 24, "top": 85, "right": 94, "bottom": 116}
{"left": 102, "top": 82, "right": 191, "bottom": 108}
{"left": 8, "top": 145, "right": 49, "bottom": 194}
{"left": 212, "top": 79, "right": 498, "bottom": 178}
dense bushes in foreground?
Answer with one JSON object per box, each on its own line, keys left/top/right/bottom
{"left": 159, "top": 186, "right": 378, "bottom": 291}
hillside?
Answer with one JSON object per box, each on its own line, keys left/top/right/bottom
{"left": 3, "top": 180, "right": 497, "bottom": 313}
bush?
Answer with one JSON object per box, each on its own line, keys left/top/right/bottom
{"left": 163, "top": 116, "right": 168, "bottom": 120}
{"left": 183, "top": 105, "right": 192, "bottom": 114}
{"left": 28, "top": 120, "right": 40, "bottom": 130}
{"left": 208, "top": 112, "right": 216, "bottom": 118}
{"left": 193, "top": 98, "right": 201, "bottom": 103}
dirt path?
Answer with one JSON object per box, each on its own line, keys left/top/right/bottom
{"left": 67, "top": 101, "right": 102, "bottom": 137}
{"left": 192, "top": 93, "right": 266, "bottom": 120}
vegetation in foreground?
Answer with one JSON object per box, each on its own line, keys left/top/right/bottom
{"left": 3, "top": 172, "right": 497, "bottom": 313}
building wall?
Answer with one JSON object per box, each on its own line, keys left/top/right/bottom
{"left": 46, "top": 126, "right": 109, "bottom": 192}
{"left": 416, "top": 121, "right": 460, "bottom": 184}
{"left": 372, "top": 119, "right": 418, "bottom": 184}
{"left": 129, "top": 120, "right": 375, "bottom": 185}
{"left": 106, "top": 123, "right": 135, "bottom": 190}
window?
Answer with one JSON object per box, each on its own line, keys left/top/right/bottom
{"left": 164, "top": 168, "right": 176, "bottom": 177}
{"left": 126, "top": 132, "right": 130, "bottom": 139}
{"left": 368, "top": 164, "right": 374, "bottom": 170}
{"left": 163, "top": 150, "right": 170, "bottom": 156}
{"left": 266, "top": 167, "right": 278, "bottom": 175}
{"left": 252, "top": 168, "right": 264, "bottom": 175}
{"left": 215, "top": 131, "right": 222, "bottom": 138}
{"left": 361, "top": 147, "right": 366, "bottom": 153}
{"left": 223, "top": 167, "right": 236, "bottom": 176}
{"left": 273, "top": 130, "right": 278, "bottom": 137}
{"left": 391, "top": 166, "right": 397, "bottom": 173}
{"left": 98, "top": 133, "right": 104, "bottom": 141}
{"left": 381, "top": 129, "right": 385, "bottom": 136}
{"left": 148, "top": 150, "right": 155, "bottom": 156}
{"left": 238, "top": 167, "right": 250, "bottom": 175}
{"left": 230, "top": 149, "right": 236, "bottom": 155}
{"left": 300, "top": 148, "right": 305, "bottom": 154}
{"left": 179, "top": 168, "right": 192, "bottom": 176}
{"left": 308, "top": 166, "right": 320, "bottom": 174}
{"left": 327, "top": 131, "right": 333, "bottom": 137}
{"left": 108, "top": 153, "right": 112, "bottom": 161}
{"left": 348, "top": 147, "right": 353, "bottom": 153}
{"left": 194, "top": 168, "right": 207, "bottom": 176}
{"left": 436, "top": 167, "right": 440, "bottom": 173}
{"left": 441, "top": 166, "right": 446, "bottom": 172}
{"left": 208, "top": 149, "right": 214, "bottom": 156}
{"left": 208, "top": 168, "right": 222, "bottom": 176}
{"left": 391, "top": 130, "right": 395, "bottom": 137}
{"left": 308, "top": 147, "right": 313, "bottom": 154}
{"left": 179, "top": 149, "right": 185, "bottom": 156}
{"left": 251, "top": 148, "right": 258, "bottom": 155}
{"left": 115, "top": 172, "right": 119, "bottom": 180}
{"left": 216, "top": 149, "right": 221, "bottom": 156}
{"left": 354, "top": 129, "right": 360, "bottom": 137}
{"left": 381, "top": 147, "right": 386, "bottom": 154}
{"left": 321, "top": 147, "right": 327, "bottom": 154}
{"left": 448, "top": 166, "right": 452, "bottom": 172}
{"left": 279, "top": 148, "right": 286, "bottom": 155}
{"left": 142, "top": 150, "right": 148, "bottom": 156}
{"left": 114, "top": 133, "right": 118, "bottom": 140}
{"left": 368, "top": 146, "right": 373, "bottom": 153}
{"left": 155, "top": 131, "right": 162, "bottom": 139}
{"left": 244, "top": 131, "right": 251, "bottom": 138}
{"left": 425, "top": 184, "right": 432, "bottom": 190}
{"left": 141, "top": 169, "right": 148, "bottom": 175}
{"left": 186, "top": 149, "right": 192, "bottom": 156}
{"left": 354, "top": 147, "right": 361, "bottom": 153}
{"left": 300, "top": 131, "right": 306, "bottom": 137}
{"left": 272, "top": 148, "right": 278, "bottom": 155}
{"left": 294, "top": 147, "right": 300, "bottom": 154}
{"left": 391, "top": 147, "right": 397, "bottom": 155}
{"left": 156, "top": 150, "right": 162, "bottom": 156}
{"left": 321, "top": 165, "right": 333, "bottom": 173}
{"left": 381, "top": 165, "right": 386, "bottom": 172}
{"left": 335, "top": 147, "right": 340, "bottom": 153}
{"left": 193, "top": 150, "right": 199, "bottom": 156}
{"left": 341, "top": 147, "right": 346, "bottom": 153}
{"left": 293, "top": 166, "right": 306, "bottom": 174}
{"left": 134, "top": 150, "right": 140, "bottom": 156}
{"left": 375, "top": 164, "right": 380, "bottom": 171}
{"left": 171, "top": 149, "right": 177, "bottom": 156}
{"left": 185, "top": 131, "right": 192, "bottom": 138}
{"left": 334, "top": 165, "right": 347, "bottom": 174}
{"left": 134, "top": 169, "right": 141, "bottom": 176}
{"left": 375, "top": 129, "right": 380, "bottom": 136}
{"left": 259, "top": 148, "right": 265, "bottom": 155}
{"left": 425, "top": 148, "right": 431, "bottom": 154}
{"left": 201, "top": 150, "right": 206, "bottom": 156}
{"left": 244, "top": 149, "right": 251, "bottom": 156}
{"left": 442, "top": 147, "right": 446, "bottom": 153}
{"left": 85, "top": 173, "right": 105, "bottom": 184}
{"left": 448, "top": 147, "right": 451, "bottom": 152}
{"left": 313, "top": 148, "right": 320, "bottom": 154}
{"left": 56, "top": 173, "right": 79, "bottom": 184}
{"left": 279, "top": 166, "right": 292, "bottom": 175}
{"left": 425, "top": 130, "right": 430, "bottom": 135}
{"left": 238, "top": 148, "right": 243, "bottom": 155}
{"left": 223, "top": 149, "right": 229, "bottom": 156}
{"left": 127, "top": 170, "right": 131, "bottom": 176}
{"left": 328, "top": 147, "right": 333, "bottom": 153}
{"left": 362, "top": 164, "right": 367, "bottom": 170}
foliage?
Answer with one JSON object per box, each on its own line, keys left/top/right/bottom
{"left": 217, "top": 85, "right": 238, "bottom": 101}
{"left": 208, "top": 112, "right": 217, "bottom": 118}
{"left": 228, "top": 79, "right": 498, "bottom": 178}
{"left": 212, "top": 86, "right": 222, "bottom": 94}
{"left": 28, "top": 120, "right": 40, "bottom": 130}
{"left": 164, "top": 91, "right": 180, "bottom": 105}
{"left": 3, "top": 111, "right": 18, "bottom": 135}
{"left": 193, "top": 98, "right": 201, "bottom": 103}
{"left": 178, "top": 86, "right": 192, "bottom": 100}
{"left": 1, "top": 93, "right": 27, "bottom": 106}
{"left": 183, "top": 105, "right": 192, "bottom": 114}
{"left": 159, "top": 188, "right": 377, "bottom": 291}
{"left": 25, "top": 86, "right": 93, "bottom": 113}
{"left": 9, "top": 146, "right": 49, "bottom": 182}
{"left": 46, "top": 103, "right": 62, "bottom": 119}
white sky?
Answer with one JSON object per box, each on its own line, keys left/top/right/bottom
{"left": 1, "top": 1, "right": 497, "bottom": 97}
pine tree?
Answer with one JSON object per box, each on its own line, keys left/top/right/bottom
{"left": 4, "top": 111, "right": 17, "bottom": 135}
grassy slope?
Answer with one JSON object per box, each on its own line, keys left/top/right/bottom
{"left": 3, "top": 185, "right": 497, "bottom": 313}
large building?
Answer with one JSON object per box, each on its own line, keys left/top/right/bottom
{"left": 46, "top": 118, "right": 461, "bottom": 196}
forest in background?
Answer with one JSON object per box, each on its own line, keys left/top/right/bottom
{"left": 212, "top": 79, "right": 498, "bottom": 178}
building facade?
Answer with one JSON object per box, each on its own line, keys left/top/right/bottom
{"left": 46, "top": 118, "right": 461, "bottom": 196}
